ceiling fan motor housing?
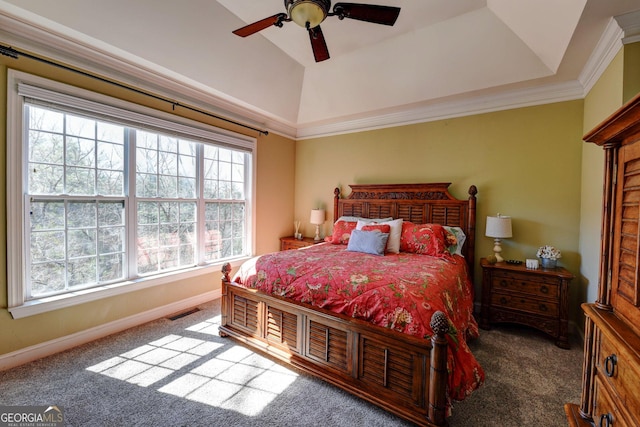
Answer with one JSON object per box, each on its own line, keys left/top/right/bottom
{"left": 285, "top": 0, "right": 331, "bottom": 28}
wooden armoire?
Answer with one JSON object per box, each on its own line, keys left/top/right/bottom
{"left": 565, "top": 93, "right": 640, "bottom": 426}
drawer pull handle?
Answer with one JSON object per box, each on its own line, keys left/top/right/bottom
{"left": 500, "top": 297, "right": 508, "bottom": 304}
{"left": 604, "top": 354, "right": 617, "bottom": 377}
{"left": 500, "top": 280, "right": 508, "bottom": 288}
{"left": 539, "top": 304, "right": 548, "bottom": 312}
{"left": 540, "top": 285, "right": 549, "bottom": 294}
{"left": 599, "top": 413, "right": 612, "bottom": 427}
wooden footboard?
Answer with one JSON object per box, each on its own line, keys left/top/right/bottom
{"left": 219, "top": 263, "right": 450, "bottom": 427}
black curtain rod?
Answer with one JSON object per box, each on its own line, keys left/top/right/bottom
{"left": 0, "top": 44, "right": 269, "bottom": 136}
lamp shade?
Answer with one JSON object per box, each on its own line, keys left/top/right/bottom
{"left": 485, "top": 215, "right": 512, "bottom": 238}
{"left": 310, "top": 209, "right": 325, "bottom": 225}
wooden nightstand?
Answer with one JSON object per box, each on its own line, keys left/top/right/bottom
{"left": 480, "top": 258, "right": 574, "bottom": 348}
{"left": 279, "top": 236, "right": 318, "bottom": 251}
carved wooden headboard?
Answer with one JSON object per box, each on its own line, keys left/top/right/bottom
{"left": 333, "top": 183, "right": 477, "bottom": 277}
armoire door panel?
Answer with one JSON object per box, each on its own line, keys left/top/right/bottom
{"left": 612, "top": 143, "right": 640, "bottom": 330}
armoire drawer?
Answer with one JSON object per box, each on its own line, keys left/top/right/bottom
{"left": 596, "top": 332, "right": 640, "bottom": 425}
{"left": 593, "top": 375, "right": 633, "bottom": 427}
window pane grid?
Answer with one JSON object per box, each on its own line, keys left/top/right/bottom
{"left": 28, "top": 106, "right": 125, "bottom": 197}
{"left": 136, "top": 201, "right": 197, "bottom": 275}
{"left": 23, "top": 101, "right": 250, "bottom": 300}
{"left": 28, "top": 198, "right": 126, "bottom": 298}
{"left": 204, "top": 201, "right": 245, "bottom": 261}
{"left": 204, "top": 146, "right": 245, "bottom": 200}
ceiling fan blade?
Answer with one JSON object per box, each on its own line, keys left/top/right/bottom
{"left": 332, "top": 3, "right": 400, "bottom": 26}
{"left": 232, "top": 13, "right": 287, "bottom": 37}
{"left": 308, "top": 25, "right": 330, "bottom": 62}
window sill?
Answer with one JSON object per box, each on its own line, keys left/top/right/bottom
{"left": 8, "top": 258, "right": 249, "bottom": 319}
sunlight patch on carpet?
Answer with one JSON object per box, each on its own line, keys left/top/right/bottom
{"left": 86, "top": 334, "right": 223, "bottom": 387}
{"left": 85, "top": 312, "right": 298, "bottom": 417}
{"left": 160, "top": 345, "right": 298, "bottom": 416}
{"left": 186, "top": 315, "right": 221, "bottom": 336}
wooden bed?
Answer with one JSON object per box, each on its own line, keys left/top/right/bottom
{"left": 219, "top": 183, "right": 478, "bottom": 426}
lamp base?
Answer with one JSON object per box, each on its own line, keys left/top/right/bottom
{"left": 314, "top": 224, "right": 321, "bottom": 242}
{"left": 493, "top": 238, "right": 505, "bottom": 262}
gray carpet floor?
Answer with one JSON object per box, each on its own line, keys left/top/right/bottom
{"left": 0, "top": 298, "right": 583, "bottom": 426}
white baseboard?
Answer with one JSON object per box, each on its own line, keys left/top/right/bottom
{"left": 0, "top": 290, "right": 221, "bottom": 372}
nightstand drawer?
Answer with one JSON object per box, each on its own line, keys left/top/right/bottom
{"left": 280, "top": 236, "right": 316, "bottom": 251}
{"left": 491, "top": 271, "right": 559, "bottom": 298}
{"left": 597, "top": 332, "right": 640, "bottom": 425}
{"left": 282, "top": 240, "right": 310, "bottom": 250}
{"left": 480, "top": 258, "right": 573, "bottom": 348}
{"left": 490, "top": 292, "right": 559, "bottom": 317}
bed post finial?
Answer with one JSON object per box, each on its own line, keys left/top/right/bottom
{"left": 430, "top": 310, "right": 449, "bottom": 335}
{"left": 468, "top": 185, "right": 477, "bottom": 199}
{"left": 221, "top": 262, "right": 232, "bottom": 281}
{"left": 429, "top": 311, "right": 449, "bottom": 425}
{"left": 219, "top": 262, "right": 232, "bottom": 336}
{"left": 467, "top": 185, "right": 477, "bottom": 280}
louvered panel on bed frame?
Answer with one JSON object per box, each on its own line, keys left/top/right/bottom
{"left": 230, "top": 294, "right": 260, "bottom": 335}
{"left": 307, "top": 319, "right": 348, "bottom": 370}
{"left": 220, "top": 183, "right": 477, "bottom": 427}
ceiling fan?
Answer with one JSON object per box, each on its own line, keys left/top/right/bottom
{"left": 232, "top": 0, "right": 401, "bottom": 63}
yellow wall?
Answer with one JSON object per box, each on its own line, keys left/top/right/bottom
{"left": 624, "top": 42, "right": 640, "bottom": 103}
{"left": 2, "top": 39, "right": 639, "bottom": 360}
{"left": 580, "top": 50, "right": 624, "bottom": 305}
{"left": 0, "top": 54, "right": 296, "bottom": 356}
{"left": 294, "top": 101, "right": 585, "bottom": 320}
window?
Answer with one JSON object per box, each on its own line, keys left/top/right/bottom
{"left": 7, "top": 71, "right": 255, "bottom": 317}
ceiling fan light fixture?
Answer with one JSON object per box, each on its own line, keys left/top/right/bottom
{"left": 287, "top": 0, "right": 330, "bottom": 28}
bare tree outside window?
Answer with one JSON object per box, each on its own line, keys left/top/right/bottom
{"left": 24, "top": 104, "right": 249, "bottom": 299}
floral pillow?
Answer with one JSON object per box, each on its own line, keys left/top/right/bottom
{"left": 361, "top": 224, "right": 391, "bottom": 234}
{"left": 400, "top": 222, "right": 452, "bottom": 256}
{"left": 326, "top": 220, "right": 357, "bottom": 244}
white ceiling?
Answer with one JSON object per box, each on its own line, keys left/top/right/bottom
{"left": 1, "top": 0, "right": 639, "bottom": 139}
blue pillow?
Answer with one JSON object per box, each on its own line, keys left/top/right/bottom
{"left": 346, "top": 230, "right": 389, "bottom": 256}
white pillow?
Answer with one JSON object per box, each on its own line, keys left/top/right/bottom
{"left": 382, "top": 218, "right": 402, "bottom": 254}
{"left": 356, "top": 218, "right": 402, "bottom": 254}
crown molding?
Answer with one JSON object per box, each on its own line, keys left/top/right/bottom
{"left": 0, "top": 4, "right": 624, "bottom": 141}
{"left": 295, "top": 80, "right": 585, "bottom": 139}
{"left": 579, "top": 17, "right": 624, "bottom": 97}
{"left": 295, "top": 15, "right": 626, "bottom": 140}
{"left": 616, "top": 9, "right": 640, "bottom": 42}
{"left": 0, "top": 6, "right": 297, "bottom": 139}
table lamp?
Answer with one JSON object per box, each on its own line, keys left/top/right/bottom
{"left": 310, "top": 209, "right": 325, "bottom": 242}
{"left": 485, "top": 214, "right": 512, "bottom": 262}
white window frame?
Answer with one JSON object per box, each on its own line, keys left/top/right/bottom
{"left": 7, "top": 70, "right": 256, "bottom": 319}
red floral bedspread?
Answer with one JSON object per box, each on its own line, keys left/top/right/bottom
{"left": 232, "top": 243, "right": 484, "bottom": 404}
